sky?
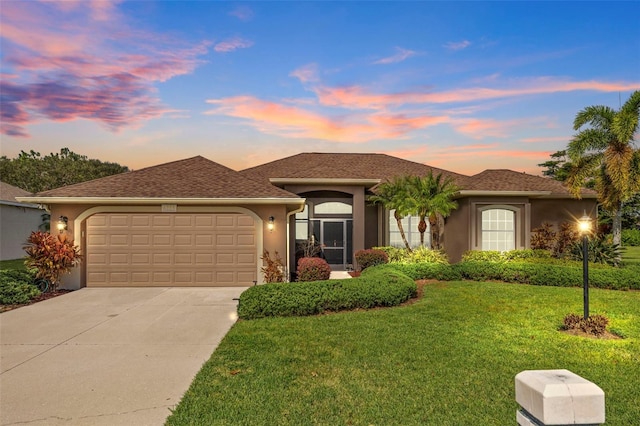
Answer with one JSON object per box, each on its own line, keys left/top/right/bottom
{"left": 1, "top": 1, "right": 639, "bottom": 176}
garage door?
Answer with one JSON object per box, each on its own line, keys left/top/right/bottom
{"left": 86, "top": 213, "right": 257, "bottom": 287}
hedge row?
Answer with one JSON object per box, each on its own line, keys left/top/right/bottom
{"left": 238, "top": 268, "right": 417, "bottom": 319}
{"left": 371, "top": 262, "right": 640, "bottom": 291}
{"left": 0, "top": 269, "right": 40, "bottom": 305}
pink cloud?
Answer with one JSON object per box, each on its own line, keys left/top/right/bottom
{"left": 214, "top": 37, "right": 254, "bottom": 53}
{"left": 444, "top": 40, "right": 471, "bottom": 51}
{"left": 205, "top": 96, "right": 446, "bottom": 142}
{"left": 374, "top": 47, "right": 418, "bottom": 65}
{"left": 290, "top": 63, "right": 320, "bottom": 84}
{"left": 520, "top": 136, "right": 571, "bottom": 143}
{"left": 312, "top": 78, "right": 639, "bottom": 111}
{"left": 0, "top": 1, "right": 208, "bottom": 137}
{"left": 228, "top": 6, "right": 254, "bottom": 21}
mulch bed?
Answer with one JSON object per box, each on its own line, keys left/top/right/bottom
{"left": 0, "top": 289, "right": 72, "bottom": 313}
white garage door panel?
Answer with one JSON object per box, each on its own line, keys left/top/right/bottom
{"left": 86, "top": 213, "right": 257, "bottom": 287}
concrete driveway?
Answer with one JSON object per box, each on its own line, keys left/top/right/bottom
{"left": 0, "top": 287, "right": 246, "bottom": 425}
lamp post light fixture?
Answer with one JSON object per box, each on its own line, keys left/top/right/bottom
{"left": 56, "top": 216, "right": 68, "bottom": 234}
{"left": 578, "top": 212, "right": 592, "bottom": 319}
{"left": 267, "top": 216, "right": 275, "bottom": 232}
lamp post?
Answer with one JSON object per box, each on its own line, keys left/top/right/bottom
{"left": 577, "top": 212, "right": 592, "bottom": 319}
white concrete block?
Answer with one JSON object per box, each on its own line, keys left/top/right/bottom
{"left": 515, "top": 369, "right": 605, "bottom": 425}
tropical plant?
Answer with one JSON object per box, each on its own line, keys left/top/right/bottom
{"left": 261, "top": 250, "right": 285, "bottom": 283}
{"left": 567, "top": 236, "right": 622, "bottom": 267}
{"left": 405, "top": 173, "right": 458, "bottom": 249}
{"left": 566, "top": 90, "right": 640, "bottom": 246}
{"left": 23, "top": 231, "right": 82, "bottom": 291}
{"left": 368, "top": 175, "right": 414, "bottom": 251}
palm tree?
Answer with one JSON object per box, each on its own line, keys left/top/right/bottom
{"left": 368, "top": 175, "right": 413, "bottom": 251}
{"left": 406, "top": 173, "right": 459, "bottom": 249}
{"left": 566, "top": 90, "right": 640, "bottom": 246}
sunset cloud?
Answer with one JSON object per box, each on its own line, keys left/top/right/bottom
{"left": 444, "top": 40, "right": 471, "bottom": 51}
{"left": 290, "top": 63, "right": 320, "bottom": 84}
{"left": 205, "top": 96, "right": 446, "bottom": 142}
{"left": 0, "top": 1, "right": 208, "bottom": 137}
{"left": 229, "top": 5, "right": 254, "bottom": 21}
{"left": 374, "top": 47, "right": 418, "bottom": 65}
{"left": 214, "top": 37, "right": 254, "bottom": 53}
{"left": 312, "top": 78, "right": 639, "bottom": 111}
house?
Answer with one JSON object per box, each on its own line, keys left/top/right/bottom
{"left": 0, "top": 181, "right": 44, "bottom": 261}
{"left": 17, "top": 153, "right": 597, "bottom": 289}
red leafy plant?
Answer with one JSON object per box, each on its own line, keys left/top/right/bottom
{"left": 296, "top": 257, "right": 331, "bottom": 282}
{"left": 24, "top": 231, "right": 82, "bottom": 291}
{"left": 261, "top": 250, "right": 285, "bottom": 283}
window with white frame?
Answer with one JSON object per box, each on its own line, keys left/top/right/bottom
{"left": 388, "top": 210, "right": 429, "bottom": 248}
{"left": 481, "top": 208, "right": 515, "bottom": 251}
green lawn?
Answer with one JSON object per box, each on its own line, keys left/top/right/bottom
{"left": 622, "top": 246, "right": 640, "bottom": 266}
{"left": 166, "top": 282, "right": 640, "bottom": 425}
{"left": 0, "top": 258, "right": 26, "bottom": 271}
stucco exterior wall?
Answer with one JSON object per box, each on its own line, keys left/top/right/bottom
{"left": 444, "top": 196, "right": 598, "bottom": 263}
{"left": 0, "top": 204, "right": 43, "bottom": 260}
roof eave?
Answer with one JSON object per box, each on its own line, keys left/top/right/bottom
{"left": 0, "top": 200, "right": 43, "bottom": 209}
{"left": 269, "top": 178, "right": 382, "bottom": 186}
{"left": 15, "top": 197, "right": 306, "bottom": 205}
{"left": 456, "top": 190, "right": 599, "bottom": 199}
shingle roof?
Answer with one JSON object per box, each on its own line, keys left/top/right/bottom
{"left": 0, "top": 181, "right": 32, "bottom": 202}
{"left": 35, "top": 156, "right": 299, "bottom": 199}
{"left": 465, "top": 169, "right": 597, "bottom": 196}
{"left": 241, "top": 152, "right": 470, "bottom": 186}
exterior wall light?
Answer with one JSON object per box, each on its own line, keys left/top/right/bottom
{"left": 267, "top": 216, "right": 275, "bottom": 232}
{"left": 578, "top": 212, "right": 592, "bottom": 319}
{"left": 56, "top": 216, "right": 68, "bottom": 234}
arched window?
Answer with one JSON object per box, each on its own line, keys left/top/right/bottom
{"left": 314, "top": 202, "right": 352, "bottom": 215}
{"left": 481, "top": 208, "right": 515, "bottom": 251}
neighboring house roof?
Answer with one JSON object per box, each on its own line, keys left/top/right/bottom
{"left": 0, "top": 181, "right": 41, "bottom": 208}
{"left": 463, "top": 169, "right": 598, "bottom": 198}
{"left": 20, "top": 156, "right": 301, "bottom": 204}
{"left": 241, "top": 152, "right": 470, "bottom": 186}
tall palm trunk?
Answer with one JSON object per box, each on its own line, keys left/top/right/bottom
{"left": 395, "top": 210, "right": 412, "bottom": 251}
{"left": 612, "top": 204, "right": 622, "bottom": 246}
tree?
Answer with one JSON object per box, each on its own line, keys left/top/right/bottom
{"left": 368, "top": 176, "right": 414, "bottom": 251}
{"left": 405, "top": 173, "right": 459, "bottom": 249}
{"left": 0, "top": 148, "right": 129, "bottom": 193}
{"left": 537, "top": 150, "right": 574, "bottom": 183}
{"left": 566, "top": 90, "right": 640, "bottom": 246}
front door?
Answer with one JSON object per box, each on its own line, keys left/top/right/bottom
{"left": 312, "top": 219, "right": 353, "bottom": 270}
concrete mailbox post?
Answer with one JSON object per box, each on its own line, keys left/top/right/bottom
{"left": 515, "top": 369, "right": 605, "bottom": 425}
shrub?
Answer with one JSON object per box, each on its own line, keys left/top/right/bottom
{"left": 238, "top": 268, "right": 417, "bottom": 319}
{"left": 261, "top": 250, "right": 285, "bottom": 283}
{"left": 461, "top": 249, "right": 549, "bottom": 263}
{"left": 0, "top": 269, "right": 40, "bottom": 305}
{"left": 567, "top": 237, "right": 622, "bottom": 267}
{"left": 296, "top": 257, "right": 331, "bottom": 282}
{"left": 354, "top": 249, "right": 388, "bottom": 270}
{"left": 373, "top": 246, "right": 449, "bottom": 264}
{"left": 24, "top": 231, "right": 82, "bottom": 290}
{"left": 622, "top": 229, "right": 640, "bottom": 246}
{"left": 531, "top": 222, "right": 556, "bottom": 251}
{"left": 455, "top": 260, "right": 640, "bottom": 290}
{"left": 375, "top": 263, "right": 462, "bottom": 281}
{"left": 562, "top": 313, "right": 609, "bottom": 336}
{"left": 372, "top": 246, "right": 406, "bottom": 263}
